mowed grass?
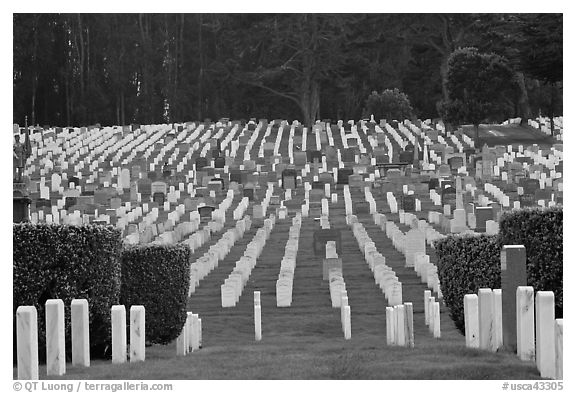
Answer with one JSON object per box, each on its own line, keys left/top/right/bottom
{"left": 34, "top": 328, "right": 540, "bottom": 380}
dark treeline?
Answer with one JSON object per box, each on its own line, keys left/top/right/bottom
{"left": 13, "top": 13, "right": 562, "bottom": 128}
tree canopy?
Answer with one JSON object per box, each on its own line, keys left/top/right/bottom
{"left": 439, "top": 47, "right": 519, "bottom": 141}
{"left": 13, "top": 13, "right": 563, "bottom": 128}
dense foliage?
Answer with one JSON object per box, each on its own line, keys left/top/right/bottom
{"left": 364, "top": 89, "right": 413, "bottom": 121}
{"left": 13, "top": 13, "right": 562, "bottom": 127}
{"left": 120, "top": 244, "right": 192, "bottom": 345}
{"left": 13, "top": 223, "right": 123, "bottom": 359}
{"left": 499, "top": 206, "right": 563, "bottom": 318}
{"left": 434, "top": 234, "right": 502, "bottom": 334}
{"left": 439, "top": 47, "right": 518, "bottom": 140}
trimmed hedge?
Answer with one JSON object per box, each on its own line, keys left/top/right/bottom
{"left": 499, "top": 206, "right": 563, "bottom": 318}
{"left": 434, "top": 234, "right": 502, "bottom": 334}
{"left": 13, "top": 223, "right": 123, "bottom": 360}
{"left": 435, "top": 206, "right": 563, "bottom": 335}
{"left": 120, "top": 244, "right": 192, "bottom": 344}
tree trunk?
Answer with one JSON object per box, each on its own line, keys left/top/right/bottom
{"left": 440, "top": 56, "right": 450, "bottom": 102}
{"left": 300, "top": 80, "right": 320, "bottom": 128}
{"left": 121, "top": 90, "right": 125, "bottom": 125}
{"left": 116, "top": 94, "right": 120, "bottom": 125}
{"left": 516, "top": 72, "right": 532, "bottom": 123}
{"left": 31, "top": 79, "right": 37, "bottom": 126}
{"left": 77, "top": 14, "right": 86, "bottom": 121}
{"left": 197, "top": 14, "right": 204, "bottom": 121}
{"left": 30, "top": 16, "right": 39, "bottom": 126}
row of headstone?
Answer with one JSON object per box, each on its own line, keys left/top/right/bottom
{"left": 376, "top": 212, "right": 445, "bottom": 298}
{"left": 276, "top": 214, "right": 302, "bottom": 307}
{"left": 15, "top": 300, "right": 144, "bottom": 380}
{"left": 350, "top": 219, "right": 403, "bottom": 306}
{"left": 325, "top": 238, "right": 347, "bottom": 308}
{"left": 221, "top": 215, "right": 276, "bottom": 307}
{"left": 385, "top": 303, "right": 415, "bottom": 347}
{"left": 424, "top": 291, "right": 441, "bottom": 338}
{"left": 176, "top": 312, "right": 202, "bottom": 356}
{"left": 464, "top": 287, "right": 562, "bottom": 379}
{"left": 188, "top": 216, "right": 252, "bottom": 295}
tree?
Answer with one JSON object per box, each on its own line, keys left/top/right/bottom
{"left": 364, "top": 88, "right": 413, "bottom": 121}
{"left": 516, "top": 14, "right": 562, "bottom": 134}
{"left": 439, "top": 47, "right": 518, "bottom": 143}
{"left": 222, "top": 14, "right": 351, "bottom": 127}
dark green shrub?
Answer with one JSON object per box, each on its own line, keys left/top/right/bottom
{"left": 364, "top": 88, "right": 413, "bottom": 121}
{"left": 434, "top": 234, "right": 503, "bottom": 334}
{"left": 120, "top": 244, "right": 191, "bottom": 344}
{"left": 499, "top": 206, "right": 563, "bottom": 318}
{"left": 13, "top": 223, "right": 123, "bottom": 360}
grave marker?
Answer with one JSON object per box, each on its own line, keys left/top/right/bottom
{"left": 130, "top": 306, "right": 146, "bottom": 362}
{"left": 501, "top": 245, "right": 527, "bottom": 353}
{"left": 71, "top": 299, "right": 90, "bottom": 367}
{"left": 45, "top": 299, "right": 66, "bottom": 376}
{"left": 111, "top": 305, "right": 127, "bottom": 364}
{"left": 16, "top": 306, "right": 39, "bottom": 380}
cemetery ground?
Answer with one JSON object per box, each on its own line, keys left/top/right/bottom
{"left": 14, "top": 118, "right": 561, "bottom": 380}
{"left": 20, "top": 204, "right": 540, "bottom": 380}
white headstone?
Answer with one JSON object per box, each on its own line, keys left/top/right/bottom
{"left": 464, "top": 294, "right": 479, "bottom": 348}
{"left": 45, "top": 299, "right": 66, "bottom": 375}
{"left": 129, "top": 305, "right": 145, "bottom": 362}
{"left": 555, "top": 319, "right": 563, "bottom": 379}
{"left": 386, "top": 306, "right": 396, "bottom": 345}
{"left": 516, "top": 286, "right": 535, "bottom": 361}
{"left": 493, "top": 289, "right": 503, "bottom": 351}
{"left": 535, "top": 291, "right": 555, "bottom": 378}
{"left": 343, "top": 305, "right": 351, "bottom": 340}
{"left": 16, "top": 306, "right": 39, "bottom": 380}
{"left": 111, "top": 305, "right": 127, "bottom": 364}
{"left": 432, "top": 301, "right": 441, "bottom": 338}
{"left": 478, "top": 289, "right": 495, "bottom": 351}
{"left": 395, "top": 305, "right": 406, "bottom": 346}
{"left": 254, "top": 305, "right": 262, "bottom": 341}
{"left": 71, "top": 299, "right": 90, "bottom": 367}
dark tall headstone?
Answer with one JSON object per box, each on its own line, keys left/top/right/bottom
{"left": 214, "top": 156, "right": 225, "bottom": 169}
{"left": 153, "top": 192, "right": 165, "bottom": 205}
{"left": 337, "top": 168, "right": 353, "bottom": 185}
{"left": 475, "top": 207, "right": 493, "bottom": 232}
{"left": 428, "top": 178, "right": 440, "bottom": 190}
{"left": 148, "top": 171, "right": 158, "bottom": 182}
{"left": 501, "top": 245, "right": 527, "bottom": 353}
{"left": 68, "top": 176, "right": 80, "bottom": 188}
{"left": 307, "top": 150, "right": 322, "bottom": 164}
{"left": 13, "top": 187, "right": 31, "bottom": 223}
{"left": 441, "top": 186, "right": 457, "bottom": 208}
{"left": 282, "top": 169, "right": 297, "bottom": 190}
{"left": 243, "top": 187, "right": 254, "bottom": 201}
{"left": 402, "top": 195, "right": 416, "bottom": 212}
{"left": 399, "top": 151, "right": 413, "bottom": 164}
{"left": 196, "top": 157, "right": 208, "bottom": 169}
